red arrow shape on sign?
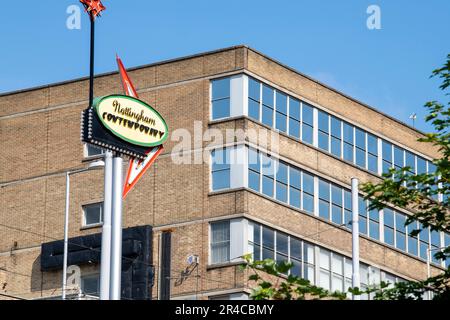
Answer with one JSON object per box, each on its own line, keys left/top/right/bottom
{"left": 123, "top": 146, "right": 163, "bottom": 199}
{"left": 116, "top": 55, "right": 164, "bottom": 199}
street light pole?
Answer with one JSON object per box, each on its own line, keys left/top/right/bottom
{"left": 62, "top": 172, "right": 70, "bottom": 300}
{"left": 351, "top": 178, "right": 360, "bottom": 300}
{"left": 110, "top": 155, "right": 123, "bottom": 300}
{"left": 100, "top": 150, "right": 113, "bottom": 299}
{"left": 61, "top": 160, "right": 104, "bottom": 300}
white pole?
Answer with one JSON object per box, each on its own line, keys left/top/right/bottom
{"left": 110, "top": 155, "right": 123, "bottom": 300}
{"left": 351, "top": 177, "right": 360, "bottom": 300}
{"left": 62, "top": 172, "right": 70, "bottom": 300}
{"left": 100, "top": 150, "right": 113, "bottom": 300}
{"left": 427, "top": 247, "right": 431, "bottom": 300}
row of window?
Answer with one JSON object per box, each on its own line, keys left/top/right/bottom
{"left": 211, "top": 76, "right": 435, "bottom": 178}
{"left": 210, "top": 219, "right": 407, "bottom": 299}
{"left": 210, "top": 146, "right": 449, "bottom": 267}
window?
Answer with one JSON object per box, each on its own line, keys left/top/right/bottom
{"left": 368, "top": 203, "right": 379, "bottom": 241}
{"left": 408, "top": 221, "right": 419, "bottom": 257}
{"left": 211, "top": 221, "right": 230, "bottom": 264}
{"left": 248, "top": 220, "right": 413, "bottom": 298}
{"left": 319, "top": 248, "right": 331, "bottom": 290}
{"left": 289, "top": 167, "right": 301, "bottom": 209}
{"left": 303, "top": 243, "right": 315, "bottom": 283}
{"left": 405, "top": 151, "right": 416, "bottom": 174}
{"left": 330, "top": 117, "right": 342, "bottom": 158}
{"left": 252, "top": 224, "right": 261, "bottom": 261}
{"left": 83, "top": 203, "right": 103, "bottom": 227}
{"left": 358, "top": 197, "right": 368, "bottom": 235}
{"left": 211, "top": 149, "right": 230, "bottom": 191}
{"left": 262, "top": 227, "right": 275, "bottom": 260}
{"left": 419, "top": 223, "right": 430, "bottom": 260}
{"left": 302, "top": 173, "right": 314, "bottom": 213}
{"left": 275, "top": 162, "right": 288, "bottom": 203}
{"left": 343, "top": 190, "right": 352, "bottom": 228}
{"left": 331, "top": 254, "right": 344, "bottom": 292}
{"left": 417, "top": 157, "right": 427, "bottom": 174}
{"left": 394, "top": 146, "right": 404, "bottom": 171}
{"left": 343, "top": 122, "right": 354, "bottom": 162}
{"left": 262, "top": 154, "right": 275, "bottom": 197}
{"left": 395, "top": 212, "right": 406, "bottom": 251}
{"left": 331, "top": 185, "right": 343, "bottom": 225}
{"left": 248, "top": 78, "right": 261, "bottom": 121}
{"left": 355, "top": 128, "right": 366, "bottom": 169}
{"left": 276, "top": 232, "right": 289, "bottom": 268}
{"left": 275, "top": 91, "right": 287, "bottom": 133}
{"left": 430, "top": 230, "right": 441, "bottom": 265}
{"left": 288, "top": 98, "right": 301, "bottom": 139}
{"left": 262, "top": 85, "right": 274, "bottom": 127}
{"left": 84, "top": 144, "right": 105, "bottom": 158}
{"left": 211, "top": 78, "right": 230, "bottom": 119}
{"left": 81, "top": 274, "right": 100, "bottom": 296}
{"left": 290, "top": 238, "right": 302, "bottom": 277}
{"left": 248, "top": 148, "right": 260, "bottom": 192}
{"left": 301, "top": 103, "right": 314, "bottom": 144}
{"left": 318, "top": 111, "right": 329, "bottom": 152}
{"left": 367, "top": 134, "right": 378, "bottom": 174}
{"left": 382, "top": 141, "right": 393, "bottom": 175}
{"left": 384, "top": 208, "right": 394, "bottom": 246}
{"left": 319, "top": 179, "right": 330, "bottom": 220}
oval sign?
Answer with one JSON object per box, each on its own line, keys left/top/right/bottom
{"left": 94, "top": 94, "right": 168, "bottom": 147}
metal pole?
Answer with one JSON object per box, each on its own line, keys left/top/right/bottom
{"left": 110, "top": 155, "right": 123, "bottom": 300}
{"left": 62, "top": 172, "right": 70, "bottom": 300}
{"left": 100, "top": 151, "right": 113, "bottom": 299}
{"left": 351, "top": 178, "right": 360, "bottom": 300}
{"left": 427, "top": 247, "right": 431, "bottom": 300}
{"left": 89, "top": 15, "right": 95, "bottom": 108}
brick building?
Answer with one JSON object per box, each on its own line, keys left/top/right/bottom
{"left": 0, "top": 45, "right": 448, "bottom": 300}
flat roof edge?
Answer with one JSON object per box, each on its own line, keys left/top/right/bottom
{"left": 0, "top": 45, "right": 249, "bottom": 97}
{"left": 0, "top": 44, "right": 427, "bottom": 136}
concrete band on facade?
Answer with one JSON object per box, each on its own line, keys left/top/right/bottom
{"left": 0, "top": 45, "right": 444, "bottom": 300}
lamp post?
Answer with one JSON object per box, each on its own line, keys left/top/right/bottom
{"left": 62, "top": 159, "right": 104, "bottom": 300}
{"left": 351, "top": 178, "right": 360, "bottom": 300}
{"left": 426, "top": 246, "right": 446, "bottom": 300}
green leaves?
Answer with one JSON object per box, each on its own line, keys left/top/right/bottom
{"left": 360, "top": 53, "right": 450, "bottom": 300}
{"left": 243, "top": 258, "right": 347, "bottom": 300}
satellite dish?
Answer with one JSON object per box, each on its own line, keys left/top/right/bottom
{"left": 187, "top": 255, "right": 199, "bottom": 265}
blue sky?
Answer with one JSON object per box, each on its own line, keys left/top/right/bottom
{"left": 0, "top": 0, "right": 449, "bottom": 132}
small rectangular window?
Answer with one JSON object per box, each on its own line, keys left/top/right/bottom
{"left": 248, "top": 98, "right": 260, "bottom": 121}
{"left": 262, "top": 227, "right": 275, "bottom": 260}
{"left": 394, "top": 146, "right": 404, "bottom": 169}
{"left": 343, "top": 123, "right": 353, "bottom": 144}
{"left": 211, "top": 149, "right": 231, "bottom": 191}
{"left": 275, "top": 92, "right": 287, "bottom": 133}
{"left": 81, "top": 274, "right": 100, "bottom": 296}
{"left": 248, "top": 149, "right": 260, "bottom": 192}
{"left": 302, "top": 103, "right": 314, "bottom": 145}
{"left": 211, "top": 221, "right": 230, "bottom": 264}
{"left": 302, "top": 173, "right": 314, "bottom": 213}
{"left": 417, "top": 157, "right": 427, "bottom": 174}
{"left": 85, "top": 144, "right": 105, "bottom": 158}
{"left": 289, "top": 98, "right": 300, "bottom": 120}
{"left": 83, "top": 203, "right": 103, "bottom": 227}
{"left": 248, "top": 78, "right": 260, "bottom": 101}
{"left": 211, "top": 78, "right": 231, "bottom": 120}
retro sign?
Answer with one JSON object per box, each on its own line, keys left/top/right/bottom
{"left": 94, "top": 95, "right": 168, "bottom": 147}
